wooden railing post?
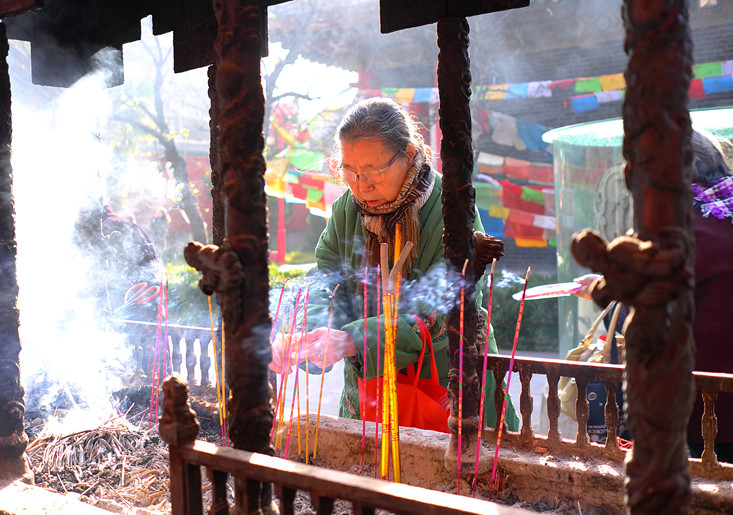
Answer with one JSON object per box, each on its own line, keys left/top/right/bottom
{"left": 159, "top": 376, "right": 202, "bottom": 515}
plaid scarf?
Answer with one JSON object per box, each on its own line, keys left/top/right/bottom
{"left": 352, "top": 152, "right": 435, "bottom": 275}
{"left": 692, "top": 176, "right": 733, "bottom": 223}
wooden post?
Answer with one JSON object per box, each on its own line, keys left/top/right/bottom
{"left": 379, "top": 0, "right": 529, "bottom": 474}
{"left": 0, "top": 20, "right": 32, "bottom": 485}
{"left": 621, "top": 1, "right": 694, "bottom": 512}
{"left": 572, "top": 1, "right": 695, "bottom": 512}
{"left": 210, "top": 0, "right": 275, "bottom": 512}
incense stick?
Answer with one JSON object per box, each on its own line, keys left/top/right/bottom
{"left": 457, "top": 259, "right": 468, "bottom": 495}
{"left": 221, "top": 319, "right": 228, "bottom": 446}
{"left": 301, "top": 283, "right": 312, "bottom": 463}
{"left": 374, "top": 267, "right": 382, "bottom": 479}
{"left": 474, "top": 258, "right": 496, "bottom": 497}
{"left": 488, "top": 266, "right": 530, "bottom": 501}
{"left": 361, "top": 268, "right": 369, "bottom": 475}
{"left": 208, "top": 296, "right": 224, "bottom": 435}
{"left": 313, "top": 283, "right": 339, "bottom": 463}
{"left": 273, "top": 287, "right": 303, "bottom": 453}
{"left": 379, "top": 244, "right": 393, "bottom": 480}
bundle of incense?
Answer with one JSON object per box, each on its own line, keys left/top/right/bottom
{"left": 474, "top": 258, "right": 496, "bottom": 497}
{"left": 488, "top": 266, "right": 530, "bottom": 501}
{"left": 378, "top": 238, "right": 413, "bottom": 483}
{"left": 457, "top": 259, "right": 469, "bottom": 494}
{"left": 313, "top": 284, "right": 339, "bottom": 462}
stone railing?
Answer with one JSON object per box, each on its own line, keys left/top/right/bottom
{"left": 485, "top": 354, "right": 733, "bottom": 478}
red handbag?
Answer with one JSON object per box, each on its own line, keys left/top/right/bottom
{"left": 357, "top": 315, "right": 450, "bottom": 433}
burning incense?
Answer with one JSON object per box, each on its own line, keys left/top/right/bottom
{"left": 379, "top": 244, "right": 394, "bottom": 481}
{"left": 361, "top": 269, "right": 369, "bottom": 474}
{"left": 221, "top": 320, "right": 228, "bottom": 446}
{"left": 284, "top": 327, "right": 304, "bottom": 460}
{"left": 301, "top": 283, "right": 312, "bottom": 464}
{"left": 488, "top": 266, "right": 530, "bottom": 501}
{"left": 374, "top": 268, "right": 382, "bottom": 478}
{"left": 269, "top": 281, "right": 288, "bottom": 342}
{"left": 474, "top": 258, "right": 496, "bottom": 497}
{"left": 457, "top": 259, "right": 468, "bottom": 494}
{"left": 313, "top": 283, "right": 339, "bottom": 462}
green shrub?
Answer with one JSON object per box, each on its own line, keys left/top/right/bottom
{"left": 165, "top": 260, "right": 218, "bottom": 326}
{"left": 486, "top": 270, "right": 559, "bottom": 354}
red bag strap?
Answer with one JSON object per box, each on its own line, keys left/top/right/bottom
{"left": 408, "top": 315, "right": 440, "bottom": 388}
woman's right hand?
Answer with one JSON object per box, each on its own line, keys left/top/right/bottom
{"left": 573, "top": 273, "right": 602, "bottom": 300}
{"left": 269, "top": 327, "right": 357, "bottom": 374}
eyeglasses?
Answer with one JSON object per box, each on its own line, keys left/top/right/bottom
{"left": 337, "top": 149, "right": 404, "bottom": 186}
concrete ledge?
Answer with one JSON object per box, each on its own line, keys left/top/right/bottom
{"left": 0, "top": 479, "right": 112, "bottom": 514}
{"left": 287, "top": 414, "right": 733, "bottom": 514}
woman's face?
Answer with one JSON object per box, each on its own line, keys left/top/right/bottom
{"left": 339, "top": 138, "right": 415, "bottom": 208}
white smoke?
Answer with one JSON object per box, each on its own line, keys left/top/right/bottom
{"left": 10, "top": 46, "right": 149, "bottom": 427}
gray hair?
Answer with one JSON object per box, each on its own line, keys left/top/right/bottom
{"left": 334, "top": 97, "right": 428, "bottom": 162}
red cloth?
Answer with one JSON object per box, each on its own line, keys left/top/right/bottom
{"left": 689, "top": 211, "right": 733, "bottom": 444}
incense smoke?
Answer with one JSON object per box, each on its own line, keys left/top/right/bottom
{"left": 10, "top": 43, "right": 166, "bottom": 430}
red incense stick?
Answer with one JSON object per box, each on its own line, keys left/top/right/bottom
{"left": 488, "top": 266, "right": 530, "bottom": 500}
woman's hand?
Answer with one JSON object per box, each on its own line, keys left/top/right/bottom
{"left": 269, "top": 327, "right": 356, "bottom": 374}
{"left": 269, "top": 332, "right": 299, "bottom": 374}
{"left": 302, "top": 328, "right": 356, "bottom": 369}
{"left": 573, "top": 273, "right": 602, "bottom": 300}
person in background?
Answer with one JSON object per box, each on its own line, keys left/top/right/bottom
{"left": 573, "top": 130, "right": 733, "bottom": 462}
{"left": 269, "top": 97, "right": 519, "bottom": 432}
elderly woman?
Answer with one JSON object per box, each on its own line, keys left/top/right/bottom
{"left": 271, "top": 97, "right": 518, "bottom": 432}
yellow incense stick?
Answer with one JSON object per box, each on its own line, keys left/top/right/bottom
{"left": 313, "top": 284, "right": 339, "bottom": 462}
{"left": 207, "top": 297, "right": 224, "bottom": 429}
{"left": 220, "top": 319, "right": 227, "bottom": 444}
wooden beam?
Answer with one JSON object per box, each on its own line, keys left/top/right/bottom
{"left": 380, "top": 0, "right": 529, "bottom": 33}
{"left": 0, "top": 0, "right": 40, "bottom": 18}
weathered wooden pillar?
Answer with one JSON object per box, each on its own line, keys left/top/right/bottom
{"left": 436, "top": 16, "right": 481, "bottom": 471}
{"left": 379, "top": 0, "right": 529, "bottom": 477}
{"left": 0, "top": 21, "right": 32, "bottom": 485}
{"left": 211, "top": 0, "right": 274, "bottom": 512}
{"left": 572, "top": 1, "right": 695, "bottom": 512}
{"left": 621, "top": 1, "right": 694, "bottom": 512}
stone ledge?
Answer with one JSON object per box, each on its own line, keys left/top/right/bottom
{"left": 0, "top": 479, "right": 112, "bottom": 514}
{"left": 287, "top": 414, "right": 733, "bottom": 514}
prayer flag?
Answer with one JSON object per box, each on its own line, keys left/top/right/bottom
{"left": 413, "top": 88, "right": 433, "bottom": 103}
{"left": 395, "top": 88, "right": 415, "bottom": 103}
{"left": 570, "top": 95, "right": 599, "bottom": 113}
{"left": 599, "top": 74, "right": 625, "bottom": 91}
{"left": 575, "top": 77, "right": 602, "bottom": 93}
{"left": 689, "top": 79, "right": 706, "bottom": 99}
{"left": 694, "top": 62, "right": 723, "bottom": 79}
{"left": 703, "top": 75, "right": 733, "bottom": 95}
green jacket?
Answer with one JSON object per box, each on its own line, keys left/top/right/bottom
{"left": 301, "top": 174, "right": 519, "bottom": 431}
